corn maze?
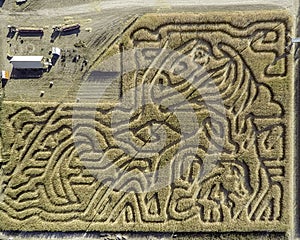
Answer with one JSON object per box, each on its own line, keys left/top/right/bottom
{"left": 0, "top": 10, "right": 293, "bottom": 232}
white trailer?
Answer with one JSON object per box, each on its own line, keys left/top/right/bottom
{"left": 10, "top": 56, "right": 44, "bottom": 69}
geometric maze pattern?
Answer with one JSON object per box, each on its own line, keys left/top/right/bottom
{"left": 0, "top": 10, "right": 293, "bottom": 231}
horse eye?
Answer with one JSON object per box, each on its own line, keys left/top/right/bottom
{"left": 196, "top": 50, "right": 205, "bottom": 58}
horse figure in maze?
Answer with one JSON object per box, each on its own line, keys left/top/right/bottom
{"left": 146, "top": 37, "right": 284, "bottom": 222}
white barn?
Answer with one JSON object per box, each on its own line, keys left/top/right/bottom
{"left": 10, "top": 56, "right": 44, "bottom": 69}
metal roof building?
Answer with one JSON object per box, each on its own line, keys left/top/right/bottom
{"left": 17, "top": 27, "right": 44, "bottom": 36}
{"left": 10, "top": 56, "right": 44, "bottom": 69}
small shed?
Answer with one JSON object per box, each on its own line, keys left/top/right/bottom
{"left": 52, "top": 47, "right": 61, "bottom": 56}
{"left": 1, "top": 71, "right": 10, "bottom": 80}
{"left": 7, "top": 25, "right": 17, "bottom": 32}
{"left": 10, "top": 56, "right": 44, "bottom": 69}
{"left": 1, "top": 70, "right": 10, "bottom": 88}
{"left": 16, "top": 0, "right": 27, "bottom": 4}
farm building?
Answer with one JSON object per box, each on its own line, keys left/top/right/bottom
{"left": 17, "top": 27, "right": 44, "bottom": 37}
{"left": 53, "top": 23, "right": 80, "bottom": 33}
{"left": 52, "top": 47, "right": 61, "bottom": 56}
{"left": 10, "top": 56, "right": 44, "bottom": 69}
{"left": 7, "top": 26, "right": 44, "bottom": 37}
{"left": 1, "top": 70, "right": 10, "bottom": 87}
{"left": 2, "top": 71, "right": 10, "bottom": 80}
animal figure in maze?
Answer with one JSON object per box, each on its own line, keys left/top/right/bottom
{"left": 0, "top": 13, "right": 291, "bottom": 231}
{"left": 113, "top": 20, "right": 287, "bottom": 223}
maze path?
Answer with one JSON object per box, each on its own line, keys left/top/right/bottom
{"left": 0, "top": 10, "right": 293, "bottom": 232}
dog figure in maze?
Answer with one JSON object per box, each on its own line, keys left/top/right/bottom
{"left": 0, "top": 13, "right": 290, "bottom": 231}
